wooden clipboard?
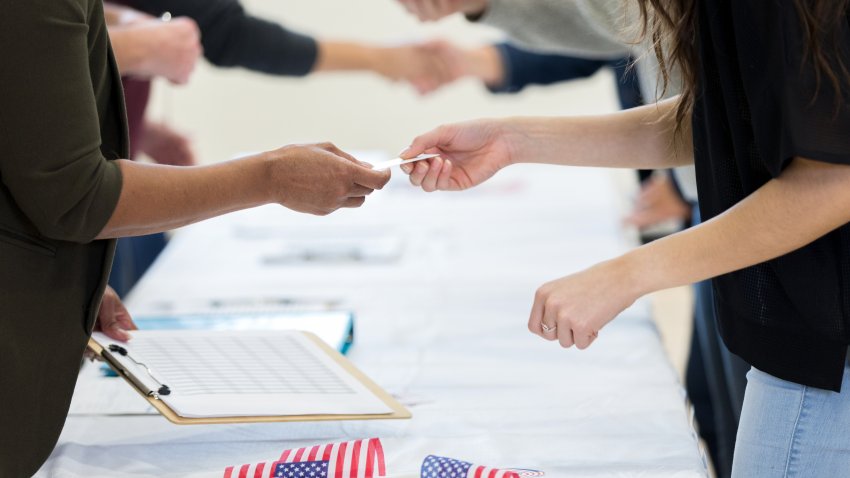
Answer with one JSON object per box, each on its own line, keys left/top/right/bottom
{"left": 87, "top": 331, "right": 411, "bottom": 425}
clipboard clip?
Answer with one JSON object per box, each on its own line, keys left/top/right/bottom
{"left": 108, "top": 344, "right": 172, "bottom": 397}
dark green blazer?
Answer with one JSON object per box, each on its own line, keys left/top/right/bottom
{"left": 0, "top": 1, "right": 127, "bottom": 475}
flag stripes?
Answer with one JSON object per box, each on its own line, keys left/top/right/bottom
{"left": 223, "top": 438, "right": 384, "bottom": 478}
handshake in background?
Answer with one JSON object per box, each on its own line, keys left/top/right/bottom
{"left": 370, "top": 0, "right": 509, "bottom": 94}
{"left": 363, "top": 39, "right": 507, "bottom": 96}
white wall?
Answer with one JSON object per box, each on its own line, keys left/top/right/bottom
{"left": 146, "top": 0, "right": 622, "bottom": 164}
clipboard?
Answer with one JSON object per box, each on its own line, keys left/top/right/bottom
{"left": 87, "top": 331, "right": 411, "bottom": 425}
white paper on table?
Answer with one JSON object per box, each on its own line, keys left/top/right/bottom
{"left": 91, "top": 330, "right": 392, "bottom": 418}
{"left": 69, "top": 362, "right": 158, "bottom": 415}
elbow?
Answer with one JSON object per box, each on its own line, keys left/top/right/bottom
{"left": 202, "top": 44, "right": 236, "bottom": 68}
{"left": 28, "top": 212, "right": 102, "bottom": 244}
{"left": 15, "top": 163, "right": 123, "bottom": 244}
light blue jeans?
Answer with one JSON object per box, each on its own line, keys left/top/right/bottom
{"left": 731, "top": 358, "right": 850, "bottom": 477}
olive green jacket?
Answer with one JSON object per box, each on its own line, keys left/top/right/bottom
{"left": 0, "top": 1, "right": 126, "bottom": 475}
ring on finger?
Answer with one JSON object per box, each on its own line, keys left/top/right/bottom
{"left": 541, "top": 323, "right": 557, "bottom": 334}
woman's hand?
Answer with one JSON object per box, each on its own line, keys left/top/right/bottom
{"left": 399, "top": 119, "right": 515, "bottom": 192}
{"left": 94, "top": 286, "right": 137, "bottom": 342}
{"left": 528, "top": 258, "right": 642, "bottom": 349}
{"left": 266, "top": 143, "right": 391, "bottom": 216}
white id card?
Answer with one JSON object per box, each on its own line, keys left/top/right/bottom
{"left": 371, "top": 154, "right": 440, "bottom": 171}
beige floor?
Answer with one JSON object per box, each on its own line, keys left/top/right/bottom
{"left": 651, "top": 286, "right": 694, "bottom": 381}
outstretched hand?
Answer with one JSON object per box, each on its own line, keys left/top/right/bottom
{"left": 266, "top": 143, "right": 391, "bottom": 216}
{"left": 374, "top": 41, "right": 463, "bottom": 95}
{"left": 399, "top": 119, "right": 514, "bottom": 192}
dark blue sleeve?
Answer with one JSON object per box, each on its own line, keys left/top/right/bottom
{"left": 490, "top": 43, "right": 605, "bottom": 93}
{"left": 490, "top": 44, "right": 643, "bottom": 110}
{"left": 609, "top": 58, "right": 644, "bottom": 110}
{"left": 129, "top": 0, "right": 318, "bottom": 76}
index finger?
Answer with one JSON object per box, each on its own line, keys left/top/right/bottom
{"left": 528, "top": 292, "right": 546, "bottom": 339}
{"left": 399, "top": 124, "right": 453, "bottom": 160}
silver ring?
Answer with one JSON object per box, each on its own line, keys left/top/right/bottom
{"left": 541, "top": 323, "right": 557, "bottom": 334}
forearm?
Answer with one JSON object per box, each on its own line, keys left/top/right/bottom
{"left": 96, "top": 156, "right": 271, "bottom": 239}
{"left": 624, "top": 157, "right": 850, "bottom": 295}
{"left": 314, "top": 41, "right": 383, "bottom": 73}
{"left": 506, "top": 97, "right": 692, "bottom": 169}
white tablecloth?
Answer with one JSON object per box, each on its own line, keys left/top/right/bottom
{"left": 38, "top": 163, "right": 708, "bottom": 477}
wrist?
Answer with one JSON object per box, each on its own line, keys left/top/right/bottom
{"left": 467, "top": 47, "right": 504, "bottom": 87}
{"left": 615, "top": 244, "right": 671, "bottom": 300}
{"left": 110, "top": 29, "right": 147, "bottom": 74}
{"left": 316, "top": 42, "right": 382, "bottom": 73}
{"left": 603, "top": 254, "right": 650, "bottom": 306}
{"left": 248, "top": 151, "right": 280, "bottom": 207}
{"left": 496, "top": 117, "right": 532, "bottom": 166}
{"left": 128, "top": 27, "right": 161, "bottom": 77}
{"left": 366, "top": 47, "right": 394, "bottom": 77}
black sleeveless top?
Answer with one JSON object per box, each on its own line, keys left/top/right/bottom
{"left": 692, "top": 0, "right": 850, "bottom": 390}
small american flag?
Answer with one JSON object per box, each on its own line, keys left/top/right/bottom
{"left": 420, "top": 455, "right": 520, "bottom": 478}
{"left": 224, "top": 438, "right": 385, "bottom": 478}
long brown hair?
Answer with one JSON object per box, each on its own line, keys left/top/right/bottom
{"left": 636, "top": 0, "right": 850, "bottom": 128}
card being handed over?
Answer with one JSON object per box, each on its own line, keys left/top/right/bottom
{"left": 371, "top": 154, "right": 440, "bottom": 171}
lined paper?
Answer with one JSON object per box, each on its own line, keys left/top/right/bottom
{"left": 92, "top": 330, "right": 392, "bottom": 418}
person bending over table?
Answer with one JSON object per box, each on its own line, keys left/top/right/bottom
{"left": 398, "top": 1, "right": 850, "bottom": 476}
{"left": 0, "top": 1, "right": 390, "bottom": 476}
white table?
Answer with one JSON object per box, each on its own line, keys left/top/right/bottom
{"left": 39, "top": 163, "right": 708, "bottom": 477}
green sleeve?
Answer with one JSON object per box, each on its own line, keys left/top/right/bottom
{"left": 0, "top": 0, "right": 123, "bottom": 243}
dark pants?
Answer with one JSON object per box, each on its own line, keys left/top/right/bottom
{"left": 687, "top": 208, "right": 749, "bottom": 477}
{"left": 108, "top": 233, "right": 167, "bottom": 297}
